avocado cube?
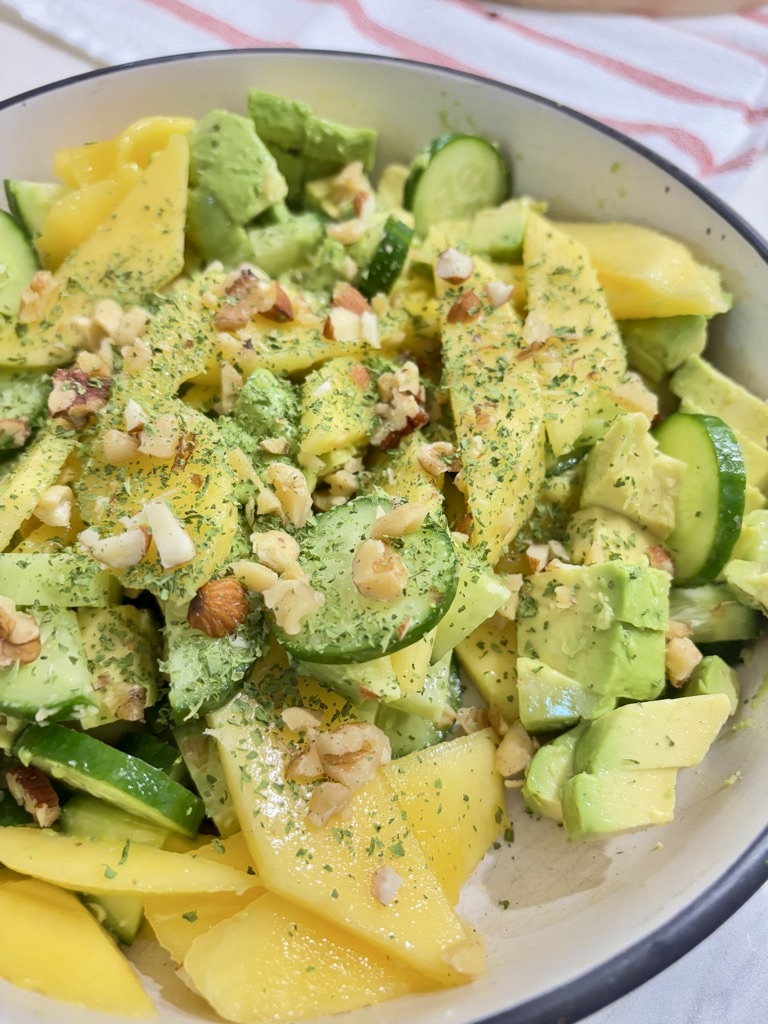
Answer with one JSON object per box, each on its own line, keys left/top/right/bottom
{"left": 670, "top": 355, "right": 768, "bottom": 449}
{"left": 566, "top": 507, "right": 663, "bottom": 568}
{"left": 185, "top": 189, "right": 253, "bottom": 267}
{"left": 681, "top": 656, "right": 740, "bottom": 715}
{"left": 467, "top": 198, "right": 535, "bottom": 263}
{"left": 246, "top": 212, "right": 325, "bottom": 278}
{"left": 572, "top": 694, "right": 731, "bottom": 774}
{"left": 668, "top": 582, "right": 759, "bottom": 644}
{"left": 562, "top": 768, "right": 678, "bottom": 841}
{"left": 303, "top": 115, "right": 377, "bottom": 172}
{"left": 731, "top": 511, "right": 768, "bottom": 562}
{"left": 522, "top": 722, "right": 587, "bottom": 822}
{"left": 517, "top": 657, "right": 611, "bottom": 733}
{"left": 247, "top": 89, "right": 311, "bottom": 150}
{"left": 619, "top": 315, "right": 707, "bottom": 384}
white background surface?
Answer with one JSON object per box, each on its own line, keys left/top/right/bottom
{"left": 0, "top": 9, "right": 766, "bottom": 1024}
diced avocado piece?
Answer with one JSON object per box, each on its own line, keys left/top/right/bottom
{"left": 14, "top": 724, "right": 205, "bottom": 836}
{"left": 668, "top": 583, "right": 759, "bottom": 644}
{"left": 721, "top": 559, "right": 768, "bottom": 616}
{"left": 731, "top": 510, "right": 768, "bottom": 562}
{"left": 247, "top": 90, "right": 311, "bottom": 151}
{"left": 247, "top": 212, "right": 325, "bottom": 278}
{"left": 681, "top": 655, "right": 740, "bottom": 714}
{"left": 670, "top": 355, "right": 768, "bottom": 448}
{"left": 173, "top": 719, "right": 239, "bottom": 838}
{"left": 581, "top": 413, "right": 686, "bottom": 539}
{"left": 232, "top": 368, "right": 299, "bottom": 455}
{"left": 0, "top": 370, "right": 51, "bottom": 451}
{"left": 303, "top": 115, "right": 377, "bottom": 172}
{"left": 120, "top": 734, "right": 188, "bottom": 784}
{"left": 77, "top": 606, "right": 160, "bottom": 731}
{"left": 185, "top": 189, "right": 253, "bottom": 267}
{"left": 467, "top": 198, "right": 541, "bottom": 262}
{"left": 566, "top": 507, "right": 662, "bottom": 567}
{"left": 0, "top": 608, "right": 95, "bottom": 722}
{"left": 678, "top": 397, "right": 768, "bottom": 492}
{"left": 522, "top": 722, "right": 588, "bottom": 822}
{"left": 455, "top": 614, "right": 518, "bottom": 723}
{"left": 188, "top": 110, "right": 287, "bottom": 225}
{"left": 0, "top": 552, "right": 121, "bottom": 608}
{"left": 271, "top": 148, "right": 306, "bottom": 206}
{"left": 619, "top": 315, "right": 707, "bottom": 384}
{"left": 374, "top": 705, "right": 444, "bottom": 759}
{"left": 162, "top": 601, "right": 265, "bottom": 723}
{"left": 517, "top": 657, "right": 610, "bottom": 733}
{"left": 294, "top": 656, "right": 401, "bottom": 704}
{"left": 517, "top": 561, "right": 669, "bottom": 703}
{"left": 562, "top": 768, "right": 678, "bottom": 841}
{"left": 284, "top": 235, "right": 349, "bottom": 294}
{"left": 431, "top": 544, "right": 510, "bottom": 664}
{"left": 572, "top": 694, "right": 730, "bottom": 774}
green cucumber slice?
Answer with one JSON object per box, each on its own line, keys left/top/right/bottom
{"left": 4, "top": 180, "right": 66, "bottom": 238}
{"left": 276, "top": 494, "right": 459, "bottom": 664}
{"left": 654, "top": 412, "right": 746, "bottom": 585}
{"left": 0, "top": 209, "right": 39, "bottom": 318}
{"left": 355, "top": 215, "right": 414, "bottom": 298}
{"left": 403, "top": 133, "right": 510, "bottom": 237}
{"left": 13, "top": 724, "right": 205, "bottom": 837}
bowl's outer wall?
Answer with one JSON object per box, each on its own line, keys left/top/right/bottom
{"left": 0, "top": 50, "right": 766, "bottom": 1024}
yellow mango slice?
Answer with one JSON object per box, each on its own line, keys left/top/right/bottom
{"left": 556, "top": 221, "right": 731, "bottom": 319}
{"left": 455, "top": 615, "right": 519, "bottom": 724}
{"left": 0, "top": 134, "right": 188, "bottom": 369}
{"left": 208, "top": 686, "right": 479, "bottom": 985}
{"left": 54, "top": 137, "right": 120, "bottom": 188}
{"left": 183, "top": 891, "right": 432, "bottom": 1023}
{"left": 0, "top": 877, "right": 155, "bottom": 1018}
{"left": 0, "top": 427, "right": 75, "bottom": 551}
{"left": 0, "top": 828, "right": 259, "bottom": 896}
{"left": 299, "top": 357, "right": 378, "bottom": 458}
{"left": 375, "top": 428, "right": 444, "bottom": 513}
{"left": 384, "top": 730, "right": 506, "bottom": 905}
{"left": 523, "top": 212, "right": 627, "bottom": 456}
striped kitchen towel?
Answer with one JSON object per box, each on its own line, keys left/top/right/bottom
{"left": 2, "top": 0, "right": 767, "bottom": 196}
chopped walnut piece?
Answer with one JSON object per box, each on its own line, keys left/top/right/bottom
{"left": 666, "top": 619, "right": 693, "bottom": 641}
{"left": 92, "top": 298, "right": 123, "bottom": 338}
{"left": 495, "top": 720, "right": 538, "bottom": 777}
{"left": 307, "top": 780, "right": 353, "bottom": 826}
{"left": 665, "top": 636, "right": 703, "bottom": 687}
{"left": 215, "top": 268, "right": 294, "bottom": 330}
{"left": 262, "top": 578, "right": 325, "bottom": 635}
{"left": 33, "top": 484, "right": 74, "bottom": 528}
{"left": 18, "top": 270, "right": 59, "bottom": 323}
{"left": 103, "top": 681, "right": 148, "bottom": 722}
{"left": 121, "top": 337, "right": 153, "bottom": 374}
{"left": 370, "top": 502, "right": 428, "bottom": 540}
{"left": 112, "top": 306, "right": 149, "bottom": 347}
{"left": 417, "top": 441, "right": 460, "bottom": 477}
{"left": 286, "top": 743, "right": 325, "bottom": 783}
{"left": 0, "top": 597, "right": 41, "bottom": 668}
{"left": 497, "top": 573, "right": 524, "bottom": 621}
{"left": 102, "top": 429, "right": 140, "bottom": 465}
{"left": 435, "top": 248, "right": 474, "bottom": 284}
{"left": 138, "top": 413, "right": 180, "bottom": 460}
{"left": 314, "top": 722, "right": 391, "bottom": 791}
{"left": 5, "top": 765, "right": 60, "bottom": 827}
{"left": 486, "top": 280, "right": 514, "bottom": 308}
{"left": 446, "top": 291, "right": 482, "bottom": 324}
{"left": 259, "top": 436, "right": 291, "bottom": 456}
{"left": 229, "top": 559, "right": 279, "bottom": 594}
{"left": 79, "top": 526, "right": 150, "bottom": 570}
{"left": 372, "top": 865, "right": 404, "bottom": 906}
{"left": 352, "top": 539, "right": 409, "bottom": 602}
{"left": 48, "top": 368, "right": 110, "bottom": 427}
{"left": 0, "top": 418, "right": 31, "bottom": 449}
{"left": 454, "top": 706, "right": 490, "bottom": 735}
{"left": 648, "top": 545, "right": 675, "bottom": 575}
{"left": 251, "top": 529, "right": 301, "bottom": 574}
{"left": 267, "top": 463, "right": 313, "bottom": 529}
{"left": 188, "top": 578, "right": 250, "bottom": 638}
{"left": 370, "top": 361, "right": 429, "bottom": 450}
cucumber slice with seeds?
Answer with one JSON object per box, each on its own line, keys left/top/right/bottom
{"left": 654, "top": 412, "right": 746, "bottom": 585}
{"left": 404, "top": 133, "right": 510, "bottom": 237}
{"left": 276, "top": 494, "right": 459, "bottom": 664}
{"left": 13, "top": 724, "right": 205, "bottom": 837}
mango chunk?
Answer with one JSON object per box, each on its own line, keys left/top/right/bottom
{"left": 0, "top": 828, "right": 259, "bottom": 896}
{"left": 208, "top": 686, "right": 480, "bottom": 985}
{"left": 556, "top": 222, "right": 731, "bottom": 319}
{"left": 0, "top": 877, "right": 155, "bottom": 1018}
{"left": 0, "top": 427, "right": 75, "bottom": 551}
{"left": 183, "top": 891, "right": 431, "bottom": 1023}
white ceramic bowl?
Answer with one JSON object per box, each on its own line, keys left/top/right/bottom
{"left": 0, "top": 50, "right": 766, "bottom": 1024}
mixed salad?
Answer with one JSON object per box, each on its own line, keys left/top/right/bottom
{"left": 0, "top": 87, "right": 766, "bottom": 1022}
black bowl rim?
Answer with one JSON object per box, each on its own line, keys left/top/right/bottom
{"left": 0, "top": 46, "right": 766, "bottom": 1024}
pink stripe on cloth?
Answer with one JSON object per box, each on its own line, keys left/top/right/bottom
{"left": 143, "top": 0, "right": 297, "bottom": 48}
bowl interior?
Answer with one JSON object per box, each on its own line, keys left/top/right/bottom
{"left": 0, "top": 50, "right": 766, "bottom": 1024}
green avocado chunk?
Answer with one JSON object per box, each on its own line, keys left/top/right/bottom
{"left": 562, "top": 768, "right": 678, "bottom": 841}
{"left": 516, "top": 658, "right": 610, "bottom": 733}
{"left": 619, "top": 315, "right": 707, "bottom": 384}
{"left": 522, "top": 722, "right": 588, "bottom": 822}
{"left": 681, "top": 655, "right": 740, "bottom": 714}
{"left": 670, "top": 355, "right": 768, "bottom": 449}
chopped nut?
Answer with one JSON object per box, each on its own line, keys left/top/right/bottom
{"left": 372, "top": 865, "right": 404, "bottom": 906}
{"left": 229, "top": 559, "right": 279, "bottom": 594}
{"left": 267, "top": 463, "right": 313, "bottom": 529}
{"left": 370, "top": 502, "right": 428, "bottom": 540}
{"left": 522, "top": 310, "right": 553, "bottom": 346}
{"left": 285, "top": 743, "right": 325, "bottom": 783}
{"left": 102, "top": 428, "right": 140, "bottom": 465}
{"left": 172, "top": 431, "right": 197, "bottom": 472}
{"left": 251, "top": 529, "right": 300, "bottom": 574}
{"left": 0, "top": 418, "right": 31, "bottom": 449}
{"left": 666, "top": 619, "right": 693, "bottom": 641}
{"left": 352, "top": 539, "right": 409, "bottom": 602}
{"left": 486, "top": 280, "right": 514, "bottom": 307}
{"left": 454, "top": 706, "right": 490, "bottom": 735}
{"left": 315, "top": 722, "right": 391, "bottom": 791}
{"left": 307, "top": 780, "right": 353, "bottom": 826}
{"left": 188, "top": 578, "right": 250, "bottom": 638}
{"left": 121, "top": 337, "right": 153, "bottom": 374}
{"left": 138, "top": 413, "right": 180, "bottom": 460}
{"left": 370, "top": 361, "right": 429, "bottom": 450}
{"left": 417, "top": 441, "right": 460, "bottom": 476}
{"left": 665, "top": 636, "right": 702, "bottom": 686}
{"left": 48, "top": 368, "right": 110, "bottom": 427}
{"left": 124, "top": 398, "right": 147, "bottom": 434}
{"left": 332, "top": 283, "right": 372, "bottom": 316}
{"left": 322, "top": 305, "right": 363, "bottom": 342}
{"left": 326, "top": 217, "right": 368, "bottom": 246}
{"left": 143, "top": 500, "right": 196, "bottom": 569}
{"left": 259, "top": 436, "right": 290, "bottom": 456}
{"left": 435, "top": 248, "right": 474, "bottom": 284}
{"left": 33, "top": 484, "right": 74, "bottom": 528}
{"left": 497, "top": 573, "right": 524, "bottom": 621}
{"left": 103, "top": 681, "right": 148, "bottom": 722}
{"left": 215, "top": 268, "right": 294, "bottom": 330}
{"left": 18, "top": 270, "right": 58, "bottom": 323}
{"left": 446, "top": 291, "right": 482, "bottom": 324}
{"left": 348, "top": 363, "right": 371, "bottom": 389}
{"left": 495, "top": 720, "right": 538, "bottom": 777}
{"left": 554, "top": 585, "right": 577, "bottom": 609}
{"left": 79, "top": 526, "right": 150, "bottom": 570}
{"left": 262, "top": 578, "right": 325, "bottom": 635}
{"left": 112, "top": 306, "right": 149, "bottom": 346}
{"left": 611, "top": 372, "right": 659, "bottom": 422}
{"left": 281, "top": 707, "right": 323, "bottom": 733}
{"left": 5, "top": 765, "right": 60, "bottom": 827}
{"left": 648, "top": 545, "right": 675, "bottom": 575}
{"left": 92, "top": 298, "right": 124, "bottom": 337}
{"left": 0, "top": 597, "right": 41, "bottom": 668}
{"left": 220, "top": 362, "right": 244, "bottom": 416}
{"left": 525, "top": 543, "right": 551, "bottom": 574}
